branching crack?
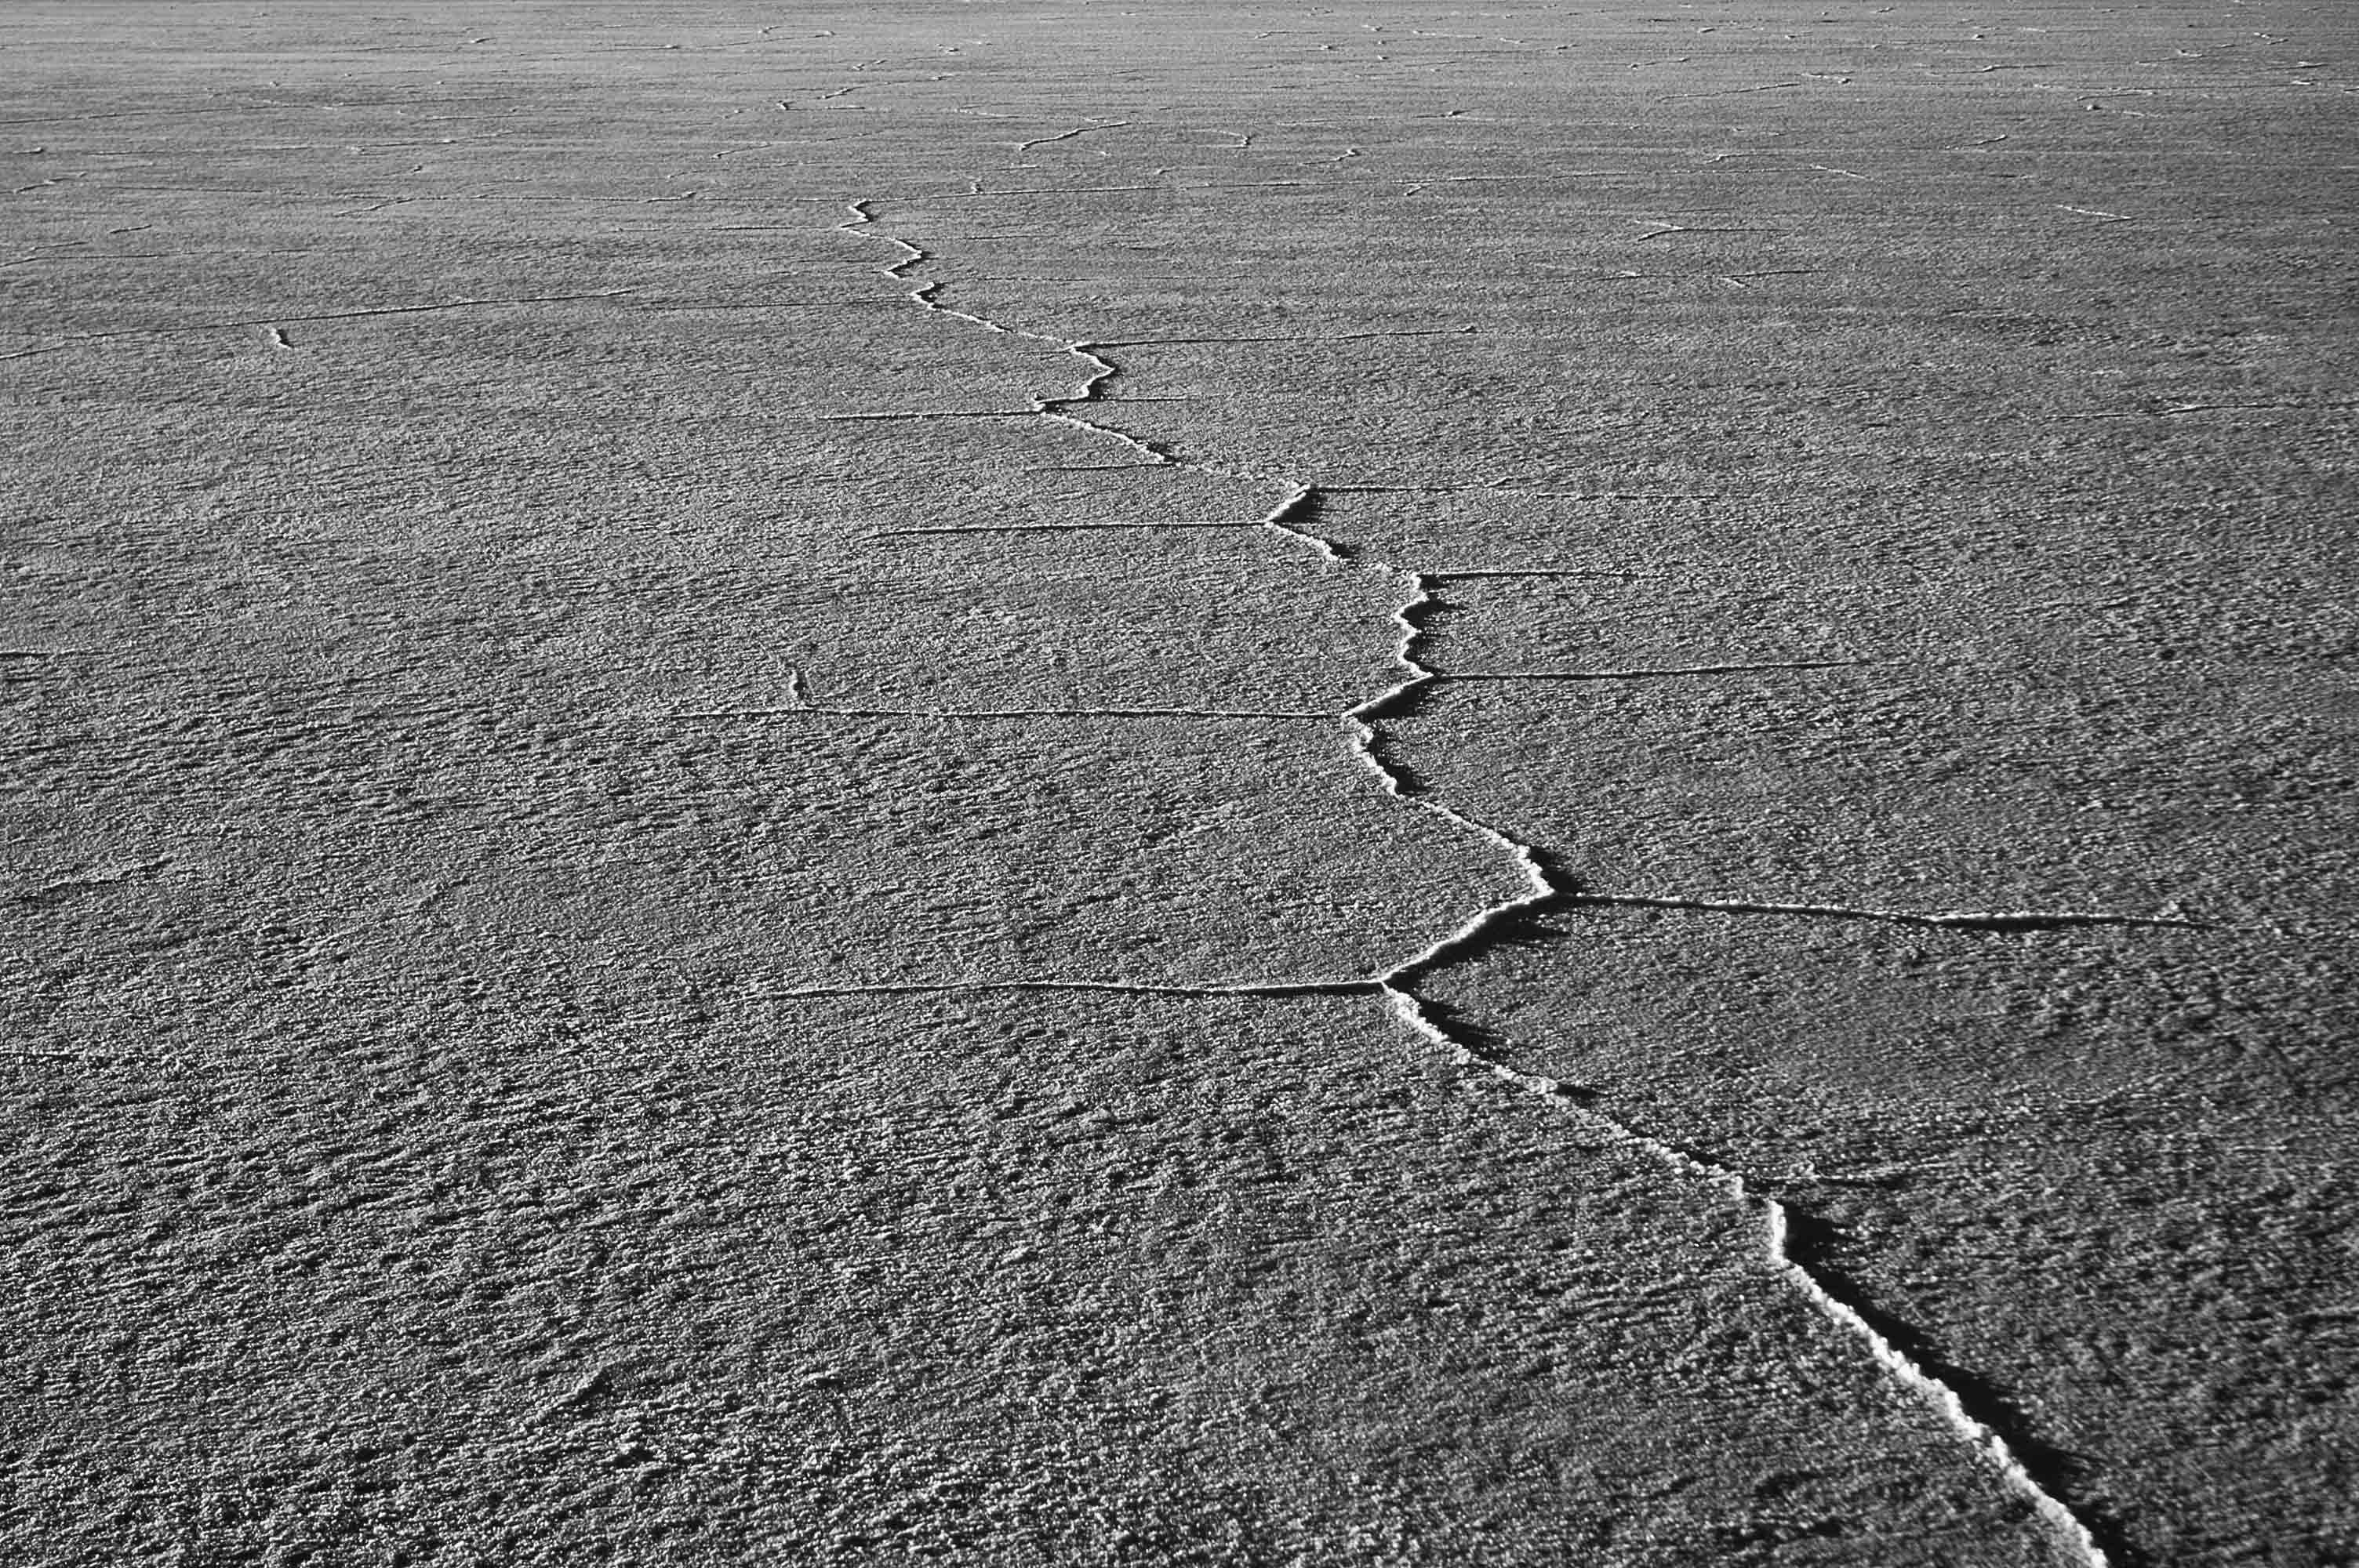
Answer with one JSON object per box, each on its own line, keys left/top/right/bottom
{"left": 821, "top": 194, "right": 2119, "bottom": 1566}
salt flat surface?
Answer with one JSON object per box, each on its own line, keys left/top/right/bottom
{"left": 5, "top": 4, "right": 2354, "bottom": 1563}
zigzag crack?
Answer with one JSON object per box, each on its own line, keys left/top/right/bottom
{"left": 1388, "top": 993, "right": 2117, "bottom": 1568}
{"left": 824, "top": 194, "right": 2115, "bottom": 1566}
{"left": 1012, "top": 118, "right": 1131, "bottom": 154}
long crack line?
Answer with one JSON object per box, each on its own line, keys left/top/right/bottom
{"left": 1569, "top": 891, "right": 2205, "bottom": 933}
{"left": 758, "top": 978, "right": 1376, "bottom": 1001}
{"left": 1387, "top": 982, "right": 2114, "bottom": 1568}
{"left": 1340, "top": 564, "right": 2114, "bottom": 1566}
{"left": 1012, "top": 118, "right": 1131, "bottom": 155}
{"left": 824, "top": 194, "right": 2114, "bottom": 1566}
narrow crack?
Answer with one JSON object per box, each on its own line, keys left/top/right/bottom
{"left": 1419, "top": 1019, "right": 2125, "bottom": 1566}
{"left": 757, "top": 977, "right": 1377, "bottom": 1001}
{"left": 821, "top": 409, "right": 1041, "bottom": 421}
{"left": 1567, "top": 892, "right": 2207, "bottom": 933}
{"left": 678, "top": 704, "right": 1331, "bottom": 722}
{"left": 825, "top": 194, "right": 2119, "bottom": 1566}
{"left": 1322, "top": 484, "right": 1721, "bottom": 500}
{"left": 1087, "top": 328, "right": 1474, "bottom": 347}
{"left": 1441, "top": 660, "right": 1864, "bottom": 682}
{"left": 874, "top": 521, "right": 1264, "bottom": 538}
{"left": 1429, "top": 568, "right": 1668, "bottom": 580}
{"left": 1011, "top": 118, "right": 1131, "bottom": 154}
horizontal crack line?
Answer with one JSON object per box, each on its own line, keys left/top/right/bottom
{"left": 672, "top": 705, "right": 1332, "bottom": 722}
{"left": 1321, "top": 485, "right": 1721, "bottom": 500}
{"left": 874, "top": 521, "right": 1263, "bottom": 537}
{"left": 1350, "top": 662, "right": 1864, "bottom": 716}
{"left": 922, "top": 179, "right": 1315, "bottom": 197}
{"left": 2061, "top": 400, "right": 2357, "bottom": 420}
{"left": 1443, "top": 660, "right": 1863, "bottom": 681}
{"left": 1429, "top": 568, "right": 1667, "bottom": 581}
{"left": 1081, "top": 327, "right": 1475, "bottom": 347}
{"left": 754, "top": 978, "right": 1379, "bottom": 1001}
{"left": 1567, "top": 893, "right": 2206, "bottom": 932}
{"left": 820, "top": 408, "right": 1038, "bottom": 421}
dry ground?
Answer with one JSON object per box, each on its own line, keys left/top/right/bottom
{"left": 5, "top": 4, "right": 2356, "bottom": 1565}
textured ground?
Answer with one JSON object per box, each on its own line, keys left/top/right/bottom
{"left": 5, "top": 4, "right": 2356, "bottom": 1565}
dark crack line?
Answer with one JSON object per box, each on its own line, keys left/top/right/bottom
{"left": 2064, "top": 400, "right": 2357, "bottom": 421}
{"left": 821, "top": 408, "right": 1039, "bottom": 421}
{"left": 820, "top": 196, "right": 2114, "bottom": 1567}
{"left": 678, "top": 705, "right": 1331, "bottom": 722}
{"left": 1443, "top": 660, "right": 1863, "bottom": 682}
{"left": 1430, "top": 568, "right": 1667, "bottom": 581}
{"left": 1567, "top": 892, "right": 2207, "bottom": 933}
{"left": 1665, "top": 82, "right": 1804, "bottom": 99}
{"left": 1012, "top": 118, "right": 1131, "bottom": 154}
{"left": 1322, "top": 484, "right": 1721, "bottom": 501}
{"left": 756, "top": 978, "right": 1377, "bottom": 1001}
{"left": 919, "top": 179, "right": 1314, "bottom": 198}
{"left": 874, "top": 521, "right": 1263, "bottom": 538}
{"left": 1086, "top": 328, "right": 1474, "bottom": 347}
{"left": 1340, "top": 662, "right": 1865, "bottom": 723}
